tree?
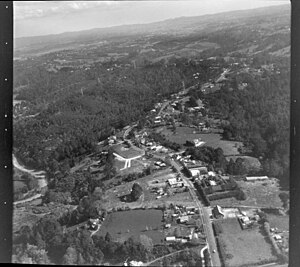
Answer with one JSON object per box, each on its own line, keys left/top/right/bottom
{"left": 139, "top": 235, "right": 153, "bottom": 252}
{"left": 174, "top": 227, "right": 181, "bottom": 238}
{"left": 32, "top": 216, "right": 63, "bottom": 246}
{"left": 105, "top": 232, "right": 112, "bottom": 243}
{"left": 12, "top": 244, "right": 51, "bottom": 264}
{"left": 62, "top": 247, "right": 78, "bottom": 265}
{"left": 131, "top": 183, "right": 143, "bottom": 201}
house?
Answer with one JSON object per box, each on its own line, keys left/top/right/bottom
{"left": 167, "top": 178, "right": 184, "bottom": 188}
{"left": 212, "top": 205, "right": 225, "bottom": 219}
{"left": 209, "top": 180, "right": 217, "bottom": 186}
{"left": 273, "top": 234, "right": 282, "bottom": 241}
{"left": 128, "top": 260, "right": 144, "bottom": 266}
{"left": 165, "top": 224, "right": 171, "bottom": 229}
{"left": 166, "top": 236, "right": 176, "bottom": 242}
{"left": 238, "top": 215, "right": 253, "bottom": 229}
{"left": 208, "top": 171, "right": 216, "bottom": 177}
{"left": 178, "top": 215, "right": 189, "bottom": 223}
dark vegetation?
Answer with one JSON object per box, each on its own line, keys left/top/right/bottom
{"left": 14, "top": 58, "right": 216, "bottom": 178}
{"left": 202, "top": 54, "right": 289, "bottom": 188}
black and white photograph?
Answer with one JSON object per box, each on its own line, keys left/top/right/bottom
{"left": 11, "top": 1, "right": 290, "bottom": 266}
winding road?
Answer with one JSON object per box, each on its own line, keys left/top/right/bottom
{"left": 13, "top": 154, "right": 47, "bottom": 204}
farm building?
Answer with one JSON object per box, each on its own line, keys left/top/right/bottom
{"left": 245, "top": 176, "right": 268, "bottom": 182}
{"left": 166, "top": 236, "right": 176, "bottom": 242}
{"left": 167, "top": 178, "right": 184, "bottom": 188}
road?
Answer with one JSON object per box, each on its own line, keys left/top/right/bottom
{"left": 13, "top": 154, "right": 48, "bottom": 205}
{"left": 157, "top": 101, "right": 170, "bottom": 116}
{"left": 14, "top": 193, "right": 42, "bottom": 205}
{"left": 143, "top": 249, "right": 187, "bottom": 266}
{"left": 169, "top": 159, "right": 221, "bottom": 267}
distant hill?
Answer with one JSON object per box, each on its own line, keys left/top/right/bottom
{"left": 14, "top": 4, "right": 290, "bottom": 57}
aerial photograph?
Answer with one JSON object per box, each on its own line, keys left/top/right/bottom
{"left": 12, "top": 1, "right": 290, "bottom": 266}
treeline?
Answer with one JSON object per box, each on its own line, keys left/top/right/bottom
{"left": 12, "top": 215, "right": 151, "bottom": 265}
{"left": 184, "top": 146, "right": 248, "bottom": 176}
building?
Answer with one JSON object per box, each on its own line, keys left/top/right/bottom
{"left": 238, "top": 215, "right": 253, "bottom": 229}
{"left": 167, "top": 178, "right": 184, "bottom": 188}
{"left": 166, "top": 236, "right": 176, "bottom": 242}
{"left": 245, "top": 176, "right": 268, "bottom": 182}
{"left": 209, "top": 180, "right": 217, "bottom": 186}
{"left": 179, "top": 215, "right": 189, "bottom": 223}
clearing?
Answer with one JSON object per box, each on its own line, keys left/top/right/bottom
{"left": 210, "top": 178, "right": 285, "bottom": 208}
{"left": 160, "top": 126, "right": 242, "bottom": 155}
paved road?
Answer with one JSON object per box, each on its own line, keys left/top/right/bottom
{"left": 169, "top": 159, "right": 221, "bottom": 267}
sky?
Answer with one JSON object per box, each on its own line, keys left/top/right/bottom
{"left": 14, "top": 0, "right": 289, "bottom": 38}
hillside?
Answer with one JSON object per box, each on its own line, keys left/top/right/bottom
{"left": 14, "top": 4, "right": 290, "bottom": 58}
{"left": 13, "top": 4, "right": 290, "bottom": 187}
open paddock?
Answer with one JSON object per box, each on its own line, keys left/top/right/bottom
{"left": 160, "top": 126, "right": 242, "bottom": 155}
{"left": 218, "top": 218, "right": 276, "bottom": 266}
{"left": 97, "top": 209, "right": 164, "bottom": 244}
{"left": 210, "top": 179, "right": 284, "bottom": 209}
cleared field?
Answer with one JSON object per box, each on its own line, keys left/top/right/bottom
{"left": 161, "top": 126, "right": 242, "bottom": 155}
{"left": 267, "top": 214, "right": 289, "bottom": 232}
{"left": 98, "top": 209, "right": 164, "bottom": 244}
{"left": 218, "top": 218, "right": 276, "bottom": 266}
{"left": 210, "top": 179, "right": 284, "bottom": 208}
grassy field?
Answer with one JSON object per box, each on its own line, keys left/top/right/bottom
{"left": 98, "top": 209, "right": 164, "bottom": 244}
{"left": 210, "top": 179, "right": 284, "bottom": 208}
{"left": 267, "top": 214, "right": 289, "bottom": 232}
{"left": 218, "top": 218, "right": 276, "bottom": 266}
{"left": 160, "top": 126, "right": 242, "bottom": 155}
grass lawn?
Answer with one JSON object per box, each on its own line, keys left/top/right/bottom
{"left": 160, "top": 126, "right": 242, "bottom": 155}
{"left": 218, "top": 218, "right": 276, "bottom": 266}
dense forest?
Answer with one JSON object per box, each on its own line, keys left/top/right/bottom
{"left": 13, "top": 58, "right": 218, "bottom": 176}
{"left": 202, "top": 54, "right": 290, "bottom": 188}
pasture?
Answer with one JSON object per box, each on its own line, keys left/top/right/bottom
{"left": 218, "top": 218, "right": 276, "bottom": 266}
{"left": 98, "top": 209, "right": 164, "bottom": 244}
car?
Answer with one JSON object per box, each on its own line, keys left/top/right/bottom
{"left": 213, "top": 249, "right": 216, "bottom": 253}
